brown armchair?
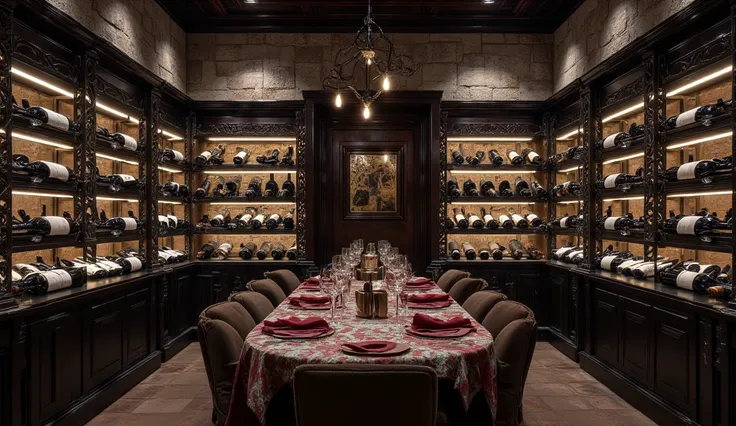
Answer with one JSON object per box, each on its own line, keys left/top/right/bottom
{"left": 229, "top": 291, "right": 275, "bottom": 323}
{"left": 436, "top": 269, "right": 470, "bottom": 292}
{"left": 462, "top": 290, "right": 506, "bottom": 323}
{"left": 481, "top": 301, "right": 538, "bottom": 426}
{"left": 447, "top": 277, "right": 487, "bottom": 305}
{"left": 247, "top": 278, "right": 287, "bottom": 306}
{"left": 264, "top": 269, "right": 302, "bottom": 296}
{"left": 197, "top": 302, "right": 258, "bottom": 426}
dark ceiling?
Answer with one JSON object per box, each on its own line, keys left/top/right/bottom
{"left": 155, "top": 0, "right": 584, "bottom": 33}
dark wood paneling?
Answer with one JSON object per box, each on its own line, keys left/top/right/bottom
{"left": 125, "top": 288, "right": 150, "bottom": 367}
{"left": 652, "top": 307, "right": 695, "bottom": 415}
{"left": 88, "top": 297, "right": 125, "bottom": 388}
{"left": 619, "top": 296, "right": 651, "bottom": 385}
{"left": 592, "top": 287, "right": 619, "bottom": 367}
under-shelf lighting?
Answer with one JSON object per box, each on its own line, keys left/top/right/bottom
{"left": 602, "top": 152, "right": 644, "bottom": 165}
{"left": 14, "top": 131, "right": 73, "bottom": 149}
{"left": 558, "top": 165, "right": 581, "bottom": 173}
{"left": 96, "top": 102, "right": 128, "bottom": 119}
{"left": 11, "top": 68, "right": 74, "bottom": 98}
{"left": 97, "top": 196, "right": 138, "bottom": 202}
{"left": 556, "top": 200, "right": 583, "bottom": 205}
{"left": 207, "top": 136, "right": 296, "bottom": 142}
{"left": 158, "top": 200, "right": 183, "bottom": 205}
{"left": 668, "top": 66, "right": 733, "bottom": 96}
{"left": 666, "top": 131, "right": 732, "bottom": 150}
{"left": 447, "top": 136, "right": 533, "bottom": 142}
{"left": 159, "top": 129, "right": 184, "bottom": 141}
{"left": 602, "top": 103, "right": 644, "bottom": 123}
{"left": 13, "top": 190, "right": 73, "bottom": 199}
{"left": 557, "top": 128, "right": 581, "bottom": 140}
{"left": 667, "top": 190, "right": 731, "bottom": 198}
{"left": 127, "top": 116, "right": 140, "bottom": 124}
{"left": 603, "top": 196, "right": 645, "bottom": 202}
{"left": 159, "top": 166, "right": 183, "bottom": 173}
{"left": 203, "top": 170, "right": 296, "bottom": 175}
{"left": 97, "top": 153, "right": 138, "bottom": 165}
{"left": 448, "top": 201, "right": 536, "bottom": 206}
{"left": 209, "top": 201, "right": 296, "bottom": 206}
{"left": 448, "top": 170, "right": 537, "bottom": 175}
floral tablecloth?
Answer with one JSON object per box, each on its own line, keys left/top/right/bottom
{"left": 225, "top": 281, "right": 497, "bottom": 425}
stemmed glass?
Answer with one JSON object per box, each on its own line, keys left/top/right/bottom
{"left": 389, "top": 256, "right": 408, "bottom": 320}
{"left": 320, "top": 266, "right": 340, "bottom": 326}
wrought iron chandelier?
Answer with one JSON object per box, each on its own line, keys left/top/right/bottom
{"left": 322, "top": 0, "right": 418, "bottom": 119}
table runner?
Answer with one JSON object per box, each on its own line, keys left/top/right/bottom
{"left": 226, "top": 280, "right": 497, "bottom": 425}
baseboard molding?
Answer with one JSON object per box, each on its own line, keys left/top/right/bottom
{"left": 579, "top": 352, "right": 693, "bottom": 426}
{"left": 52, "top": 351, "right": 161, "bottom": 426}
{"left": 543, "top": 327, "right": 579, "bottom": 362}
{"left": 161, "top": 327, "right": 197, "bottom": 362}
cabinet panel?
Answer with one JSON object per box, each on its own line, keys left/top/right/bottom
{"left": 174, "top": 274, "right": 191, "bottom": 335}
{"left": 619, "top": 296, "right": 651, "bottom": 385}
{"left": 125, "top": 288, "right": 150, "bottom": 367}
{"left": 592, "top": 288, "right": 619, "bottom": 367}
{"left": 89, "top": 297, "right": 125, "bottom": 388}
{"left": 653, "top": 307, "right": 695, "bottom": 414}
{"left": 517, "top": 273, "right": 540, "bottom": 317}
{"left": 547, "top": 270, "right": 564, "bottom": 332}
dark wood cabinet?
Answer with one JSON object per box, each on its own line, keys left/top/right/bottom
{"left": 125, "top": 288, "right": 150, "bottom": 367}
{"left": 619, "top": 296, "right": 651, "bottom": 385}
{"left": 88, "top": 297, "right": 125, "bottom": 389}
{"left": 592, "top": 287, "right": 619, "bottom": 367}
{"left": 652, "top": 307, "right": 695, "bottom": 415}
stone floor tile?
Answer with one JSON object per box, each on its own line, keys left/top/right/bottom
{"left": 522, "top": 395, "right": 551, "bottom": 412}
{"left": 540, "top": 396, "right": 593, "bottom": 411}
{"left": 584, "top": 395, "right": 632, "bottom": 410}
{"left": 132, "top": 398, "right": 193, "bottom": 414}
{"left": 103, "top": 398, "right": 145, "bottom": 413}
{"left": 183, "top": 397, "right": 213, "bottom": 412}
{"left": 154, "top": 385, "right": 208, "bottom": 399}
{"left": 524, "top": 383, "right": 578, "bottom": 397}
{"left": 569, "top": 382, "right": 616, "bottom": 396}
{"left": 122, "top": 384, "right": 165, "bottom": 399}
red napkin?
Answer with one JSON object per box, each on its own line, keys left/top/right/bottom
{"left": 407, "top": 293, "right": 449, "bottom": 303}
{"left": 306, "top": 276, "right": 320, "bottom": 284}
{"left": 262, "top": 316, "right": 330, "bottom": 337}
{"left": 289, "top": 295, "right": 330, "bottom": 308}
{"left": 412, "top": 313, "right": 472, "bottom": 330}
{"left": 341, "top": 340, "right": 397, "bottom": 353}
{"left": 406, "top": 277, "right": 432, "bottom": 286}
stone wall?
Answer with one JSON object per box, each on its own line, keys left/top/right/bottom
{"left": 47, "top": 0, "right": 187, "bottom": 92}
{"left": 187, "top": 33, "right": 553, "bottom": 101}
{"left": 553, "top": 0, "right": 696, "bottom": 92}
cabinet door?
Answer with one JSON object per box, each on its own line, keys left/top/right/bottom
{"left": 29, "top": 311, "right": 83, "bottom": 424}
{"left": 125, "top": 288, "right": 150, "bottom": 367}
{"left": 653, "top": 307, "right": 695, "bottom": 415}
{"left": 567, "top": 275, "right": 579, "bottom": 343}
{"left": 619, "top": 296, "right": 651, "bottom": 385}
{"left": 174, "top": 274, "right": 191, "bottom": 335}
{"left": 88, "top": 297, "right": 125, "bottom": 388}
{"left": 547, "top": 270, "right": 565, "bottom": 332}
{"left": 592, "top": 288, "right": 619, "bottom": 367}
{"left": 517, "top": 272, "right": 540, "bottom": 321}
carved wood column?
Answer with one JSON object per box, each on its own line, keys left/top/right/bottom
{"left": 579, "top": 84, "right": 597, "bottom": 269}
{"left": 75, "top": 50, "right": 97, "bottom": 261}
{"left": 730, "top": 0, "right": 736, "bottom": 309}
{"left": 0, "top": 1, "right": 13, "bottom": 306}
{"left": 144, "top": 87, "right": 161, "bottom": 268}
{"left": 438, "top": 111, "right": 448, "bottom": 260}
{"left": 296, "top": 110, "right": 307, "bottom": 259}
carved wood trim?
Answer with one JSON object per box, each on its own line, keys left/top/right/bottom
{"left": 196, "top": 123, "right": 296, "bottom": 136}
{"left": 13, "top": 35, "right": 78, "bottom": 83}
{"left": 448, "top": 122, "right": 540, "bottom": 136}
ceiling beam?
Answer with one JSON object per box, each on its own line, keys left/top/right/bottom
{"left": 207, "top": 0, "right": 228, "bottom": 16}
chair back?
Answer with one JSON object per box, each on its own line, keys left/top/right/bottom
{"left": 462, "top": 291, "right": 506, "bottom": 323}
{"left": 436, "top": 269, "right": 470, "bottom": 292}
{"left": 229, "top": 291, "right": 275, "bottom": 323}
{"left": 197, "top": 302, "right": 257, "bottom": 424}
{"left": 247, "top": 278, "right": 287, "bottom": 306}
{"left": 264, "top": 269, "right": 302, "bottom": 295}
{"left": 481, "top": 301, "right": 537, "bottom": 426}
{"left": 447, "top": 277, "right": 487, "bottom": 305}
{"left": 293, "top": 364, "right": 438, "bottom": 426}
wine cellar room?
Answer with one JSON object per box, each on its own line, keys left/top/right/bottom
{"left": 1, "top": 0, "right": 736, "bottom": 425}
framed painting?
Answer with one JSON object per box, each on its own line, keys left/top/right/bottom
{"left": 343, "top": 147, "right": 404, "bottom": 220}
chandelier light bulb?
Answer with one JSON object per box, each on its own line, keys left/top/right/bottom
{"left": 366, "top": 58, "right": 372, "bottom": 66}
{"left": 335, "top": 92, "right": 342, "bottom": 108}
{"left": 382, "top": 75, "right": 390, "bottom": 91}
{"left": 363, "top": 105, "right": 371, "bottom": 119}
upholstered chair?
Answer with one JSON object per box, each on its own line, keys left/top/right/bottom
{"left": 247, "top": 278, "right": 287, "bottom": 307}
{"left": 229, "top": 291, "right": 275, "bottom": 323}
{"left": 447, "top": 277, "right": 487, "bottom": 305}
{"left": 462, "top": 290, "right": 506, "bottom": 323}
{"left": 436, "top": 269, "right": 471, "bottom": 292}
{"left": 293, "top": 364, "right": 437, "bottom": 426}
{"left": 197, "top": 302, "right": 258, "bottom": 426}
{"left": 264, "top": 269, "right": 302, "bottom": 296}
{"left": 481, "top": 301, "right": 538, "bottom": 426}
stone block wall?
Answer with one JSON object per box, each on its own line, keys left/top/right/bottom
{"left": 186, "top": 33, "right": 553, "bottom": 101}
{"left": 553, "top": 0, "right": 696, "bottom": 92}
{"left": 47, "top": 0, "right": 187, "bottom": 92}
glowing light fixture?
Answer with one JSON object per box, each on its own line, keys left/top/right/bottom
{"left": 602, "top": 103, "right": 644, "bottom": 123}
{"left": 11, "top": 68, "right": 74, "bottom": 98}
{"left": 207, "top": 136, "right": 295, "bottom": 142}
{"left": 13, "top": 190, "right": 73, "bottom": 199}
{"left": 382, "top": 75, "right": 390, "bottom": 91}
{"left": 158, "top": 200, "right": 183, "bottom": 205}
{"left": 210, "top": 201, "right": 296, "bottom": 206}
{"left": 159, "top": 166, "right": 183, "bottom": 173}
{"left": 334, "top": 92, "right": 343, "bottom": 108}
{"left": 97, "top": 196, "right": 138, "bottom": 202}
{"left": 448, "top": 136, "right": 533, "bottom": 142}
{"left": 558, "top": 166, "right": 582, "bottom": 173}
{"left": 363, "top": 105, "right": 371, "bottom": 120}
{"left": 448, "top": 170, "right": 537, "bottom": 175}
{"left": 557, "top": 128, "right": 581, "bottom": 140}
{"left": 668, "top": 66, "right": 733, "bottom": 96}
{"left": 14, "top": 131, "right": 73, "bottom": 149}
{"left": 97, "top": 153, "right": 138, "bottom": 165}
{"left": 603, "top": 196, "right": 645, "bottom": 202}
{"left": 602, "top": 152, "right": 644, "bottom": 165}
{"left": 666, "top": 131, "right": 732, "bottom": 150}
{"left": 667, "top": 190, "right": 731, "bottom": 198}
{"left": 448, "top": 201, "right": 536, "bottom": 206}
{"left": 203, "top": 170, "right": 295, "bottom": 175}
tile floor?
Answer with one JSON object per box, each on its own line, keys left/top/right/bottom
{"left": 87, "top": 342, "right": 656, "bottom": 426}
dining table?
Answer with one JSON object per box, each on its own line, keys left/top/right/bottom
{"left": 225, "top": 279, "right": 498, "bottom": 425}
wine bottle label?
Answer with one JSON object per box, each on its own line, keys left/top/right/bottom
{"left": 603, "top": 132, "right": 623, "bottom": 149}
{"left": 168, "top": 182, "right": 180, "bottom": 192}
{"left": 11, "top": 271, "right": 21, "bottom": 281}
{"left": 97, "top": 259, "right": 123, "bottom": 270}
{"left": 676, "top": 161, "right": 703, "bottom": 180}
{"left": 527, "top": 213, "right": 539, "bottom": 222}
{"left": 158, "top": 251, "right": 172, "bottom": 260}
{"left": 40, "top": 107, "right": 70, "bottom": 131}
{"left": 239, "top": 214, "right": 252, "bottom": 223}
{"left": 200, "top": 151, "right": 212, "bottom": 160}
{"left": 212, "top": 214, "right": 224, "bottom": 223}
{"left": 42, "top": 270, "right": 73, "bottom": 292}
{"left": 604, "top": 174, "right": 621, "bottom": 188}
{"left": 115, "top": 174, "right": 136, "bottom": 183}
{"left": 509, "top": 151, "right": 520, "bottom": 161}
{"left": 483, "top": 215, "right": 494, "bottom": 223}
{"left": 560, "top": 217, "right": 569, "bottom": 228}
{"left": 676, "top": 216, "right": 700, "bottom": 235}
{"left": 40, "top": 161, "right": 70, "bottom": 181}
{"left": 127, "top": 257, "right": 143, "bottom": 271}
{"left": 499, "top": 215, "right": 511, "bottom": 223}
{"left": 468, "top": 214, "right": 481, "bottom": 224}
{"left": 454, "top": 214, "right": 465, "bottom": 223}
{"left": 618, "top": 259, "right": 644, "bottom": 271}
{"left": 268, "top": 213, "right": 280, "bottom": 222}
{"left": 84, "top": 263, "right": 105, "bottom": 276}
{"left": 555, "top": 247, "right": 574, "bottom": 257}
{"left": 675, "top": 108, "right": 698, "bottom": 127}
{"left": 512, "top": 214, "right": 524, "bottom": 224}
{"left": 600, "top": 255, "right": 618, "bottom": 270}
{"left": 166, "top": 215, "right": 178, "bottom": 227}
{"left": 16, "top": 264, "right": 40, "bottom": 274}
{"left": 218, "top": 243, "right": 232, "bottom": 252}
{"left": 42, "top": 216, "right": 71, "bottom": 236}
{"left": 171, "top": 150, "right": 184, "bottom": 161}
{"left": 676, "top": 271, "right": 699, "bottom": 290}
{"left": 604, "top": 216, "right": 621, "bottom": 230}
{"left": 254, "top": 214, "right": 265, "bottom": 223}
{"left": 115, "top": 133, "right": 138, "bottom": 151}
{"left": 158, "top": 215, "right": 170, "bottom": 226}
{"left": 235, "top": 151, "right": 248, "bottom": 159}
{"left": 633, "top": 262, "right": 656, "bottom": 276}
{"left": 526, "top": 151, "right": 539, "bottom": 162}
{"left": 122, "top": 217, "right": 138, "bottom": 231}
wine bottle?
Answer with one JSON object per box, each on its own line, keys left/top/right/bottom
{"left": 14, "top": 97, "right": 78, "bottom": 132}
{"left": 12, "top": 207, "right": 78, "bottom": 237}
{"left": 14, "top": 267, "right": 85, "bottom": 294}
{"left": 465, "top": 151, "right": 485, "bottom": 165}
{"left": 489, "top": 149, "right": 504, "bottom": 165}
{"left": 463, "top": 179, "right": 480, "bottom": 197}
{"left": 498, "top": 180, "right": 513, "bottom": 197}
{"left": 451, "top": 145, "right": 465, "bottom": 165}
{"left": 507, "top": 149, "right": 523, "bottom": 165}
{"left": 256, "top": 242, "right": 272, "bottom": 260}
{"left": 661, "top": 210, "right": 714, "bottom": 240}
{"left": 96, "top": 168, "right": 139, "bottom": 192}
{"left": 266, "top": 211, "right": 282, "bottom": 230}
{"left": 15, "top": 157, "right": 75, "bottom": 184}
{"left": 263, "top": 173, "right": 279, "bottom": 197}
{"left": 526, "top": 212, "right": 542, "bottom": 227}
{"left": 480, "top": 208, "right": 499, "bottom": 229}
{"left": 479, "top": 179, "right": 497, "bottom": 197}
{"left": 93, "top": 257, "right": 124, "bottom": 276}
{"left": 479, "top": 245, "right": 490, "bottom": 260}
{"left": 160, "top": 181, "right": 182, "bottom": 197}
{"left": 256, "top": 149, "right": 280, "bottom": 165}
{"left": 12, "top": 263, "right": 41, "bottom": 278}
{"left": 526, "top": 245, "right": 543, "bottom": 260}
{"left": 453, "top": 208, "right": 469, "bottom": 229}
{"left": 521, "top": 148, "right": 543, "bottom": 165}
{"left": 531, "top": 181, "right": 548, "bottom": 201}
{"left": 663, "top": 153, "right": 718, "bottom": 183}
{"left": 209, "top": 210, "right": 229, "bottom": 227}
{"left": 664, "top": 102, "right": 720, "bottom": 129}
{"left": 509, "top": 208, "right": 528, "bottom": 228}
{"left": 287, "top": 242, "right": 297, "bottom": 260}
{"left": 448, "top": 240, "right": 461, "bottom": 260}
{"left": 224, "top": 175, "right": 242, "bottom": 197}
{"left": 598, "top": 168, "right": 644, "bottom": 191}
{"left": 112, "top": 255, "right": 144, "bottom": 274}
{"left": 195, "top": 145, "right": 225, "bottom": 166}
{"left": 233, "top": 147, "right": 250, "bottom": 164}
{"left": 32, "top": 256, "right": 53, "bottom": 271}
{"left": 616, "top": 257, "right": 646, "bottom": 274}
{"left": 278, "top": 173, "right": 296, "bottom": 198}
{"left": 551, "top": 181, "right": 582, "bottom": 197}
{"left": 281, "top": 146, "right": 296, "bottom": 166}
{"left": 462, "top": 242, "right": 476, "bottom": 260}
{"left": 229, "top": 209, "right": 253, "bottom": 230}
{"left": 467, "top": 211, "right": 484, "bottom": 229}
{"left": 509, "top": 239, "right": 526, "bottom": 260}
{"left": 514, "top": 177, "right": 531, "bottom": 197}
{"left": 598, "top": 132, "right": 628, "bottom": 150}
{"left": 102, "top": 210, "right": 141, "bottom": 236}
{"left": 633, "top": 259, "right": 675, "bottom": 280}
{"left": 282, "top": 209, "right": 295, "bottom": 230}
{"left": 271, "top": 242, "right": 286, "bottom": 260}
{"left": 212, "top": 176, "right": 227, "bottom": 198}
{"left": 490, "top": 242, "right": 505, "bottom": 260}
{"left": 243, "top": 176, "right": 263, "bottom": 199}
{"left": 212, "top": 243, "right": 233, "bottom": 260}
{"left": 162, "top": 148, "right": 185, "bottom": 164}
{"left": 600, "top": 205, "right": 634, "bottom": 235}
{"left": 564, "top": 146, "right": 584, "bottom": 160}
{"left": 499, "top": 213, "right": 513, "bottom": 229}
{"left": 628, "top": 123, "right": 645, "bottom": 138}
{"left": 96, "top": 128, "right": 139, "bottom": 151}
{"left": 597, "top": 251, "right": 633, "bottom": 271}
{"left": 447, "top": 177, "right": 462, "bottom": 197}
{"left": 551, "top": 245, "right": 576, "bottom": 261}
{"left": 194, "top": 177, "right": 212, "bottom": 200}
{"left": 251, "top": 209, "right": 266, "bottom": 229}
{"left": 239, "top": 242, "right": 257, "bottom": 260}
{"left": 61, "top": 258, "right": 106, "bottom": 278}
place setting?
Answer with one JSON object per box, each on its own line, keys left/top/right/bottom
{"left": 404, "top": 313, "right": 477, "bottom": 339}
{"left": 405, "top": 292, "right": 452, "bottom": 309}
{"left": 261, "top": 316, "right": 335, "bottom": 340}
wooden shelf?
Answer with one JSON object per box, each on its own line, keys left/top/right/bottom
{"left": 599, "top": 185, "right": 646, "bottom": 198}
{"left": 12, "top": 175, "right": 77, "bottom": 195}
{"left": 192, "top": 227, "right": 295, "bottom": 235}
{"left": 448, "top": 196, "right": 542, "bottom": 203}
{"left": 13, "top": 233, "right": 81, "bottom": 252}
{"left": 195, "top": 259, "right": 298, "bottom": 265}
{"left": 663, "top": 112, "right": 731, "bottom": 144}
{"left": 657, "top": 233, "right": 732, "bottom": 253}
{"left": 599, "top": 230, "right": 647, "bottom": 245}
{"left": 197, "top": 164, "right": 296, "bottom": 172}
{"left": 662, "top": 173, "right": 732, "bottom": 195}
{"left": 96, "top": 141, "right": 142, "bottom": 162}
{"left": 95, "top": 230, "right": 142, "bottom": 244}
{"left": 193, "top": 196, "right": 295, "bottom": 204}
{"left": 159, "top": 228, "right": 188, "bottom": 238}
{"left": 599, "top": 135, "right": 645, "bottom": 162}
{"left": 447, "top": 164, "right": 542, "bottom": 172}
{"left": 13, "top": 114, "right": 77, "bottom": 143}
{"left": 447, "top": 227, "right": 546, "bottom": 235}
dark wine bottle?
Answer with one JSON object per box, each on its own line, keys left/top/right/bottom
{"left": 281, "top": 146, "right": 296, "bottom": 166}
{"left": 598, "top": 131, "right": 629, "bottom": 150}
{"left": 197, "top": 242, "right": 217, "bottom": 260}
{"left": 521, "top": 148, "right": 543, "bottom": 165}
{"left": 256, "top": 149, "right": 280, "bottom": 165}
{"left": 526, "top": 212, "right": 542, "bottom": 227}
{"left": 287, "top": 242, "right": 297, "bottom": 260}
{"left": 514, "top": 177, "right": 531, "bottom": 197}
{"left": 480, "top": 208, "right": 499, "bottom": 229}
{"left": 12, "top": 207, "right": 78, "bottom": 237}
{"left": 448, "top": 240, "right": 461, "bottom": 260}
{"left": 480, "top": 179, "right": 497, "bottom": 197}
{"left": 490, "top": 242, "right": 504, "bottom": 260}
{"left": 660, "top": 209, "right": 714, "bottom": 241}
{"left": 598, "top": 168, "right": 644, "bottom": 191}
{"left": 14, "top": 97, "right": 78, "bottom": 132}
{"left": 212, "top": 243, "right": 233, "bottom": 260}
{"left": 271, "top": 242, "right": 286, "bottom": 260}
{"left": 508, "top": 239, "right": 526, "bottom": 260}
{"left": 526, "top": 245, "right": 543, "bottom": 260}
{"left": 465, "top": 151, "right": 485, "bottom": 165}
{"left": 551, "top": 181, "right": 582, "bottom": 197}
{"left": 209, "top": 210, "right": 228, "bottom": 227}
{"left": 531, "top": 181, "right": 548, "bottom": 201}
{"left": 664, "top": 102, "right": 720, "bottom": 129}
{"left": 233, "top": 147, "right": 250, "bottom": 164}
{"left": 278, "top": 173, "right": 296, "bottom": 198}
{"left": 113, "top": 255, "right": 144, "bottom": 274}
{"left": 266, "top": 211, "right": 282, "bottom": 230}
{"left": 17, "top": 158, "right": 75, "bottom": 183}
{"left": 663, "top": 153, "right": 718, "bottom": 183}
{"left": 498, "top": 180, "right": 513, "bottom": 197}
{"left": 600, "top": 205, "right": 634, "bottom": 235}
{"left": 194, "top": 177, "right": 212, "bottom": 200}
{"left": 509, "top": 208, "right": 528, "bottom": 228}
{"left": 628, "top": 123, "right": 645, "bottom": 138}
{"left": 243, "top": 176, "right": 263, "bottom": 199}
{"left": 229, "top": 209, "right": 253, "bottom": 229}
{"left": 282, "top": 209, "right": 295, "bottom": 230}
{"left": 14, "top": 267, "right": 85, "bottom": 295}
{"left": 447, "top": 177, "right": 462, "bottom": 197}
{"left": 195, "top": 145, "right": 225, "bottom": 166}
{"left": 499, "top": 213, "right": 513, "bottom": 229}
{"left": 263, "top": 173, "right": 279, "bottom": 197}
{"left": 239, "top": 242, "right": 257, "bottom": 260}
{"left": 479, "top": 245, "right": 490, "bottom": 260}
{"left": 251, "top": 209, "right": 266, "bottom": 229}
{"left": 451, "top": 145, "right": 465, "bottom": 165}
{"left": 162, "top": 148, "right": 185, "bottom": 164}
{"left": 462, "top": 242, "right": 476, "bottom": 260}
{"left": 453, "top": 208, "right": 468, "bottom": 229}
{"left": 256, "top": 242, "right": 272, "bottom": 260}
{"left": 489, "top": 149, "right": 504, "bottom": 165}
{"left": 463, "top": 179, "right": 480, "bottom": 196}
{"left": 467, "top": 211, "right": 484, "bottom": 229}
{"left": 507, "top": 149, "right": 523, "bottom": 165}
{"left": 102, "top": 210, "right": 142, "bottom": 236}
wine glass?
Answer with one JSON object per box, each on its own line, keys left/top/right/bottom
{"left": 320, "top": 266, "right": 340, "bottom": 326}
{"left": 353, "top": 239, "right": 364, "bottom": 253}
